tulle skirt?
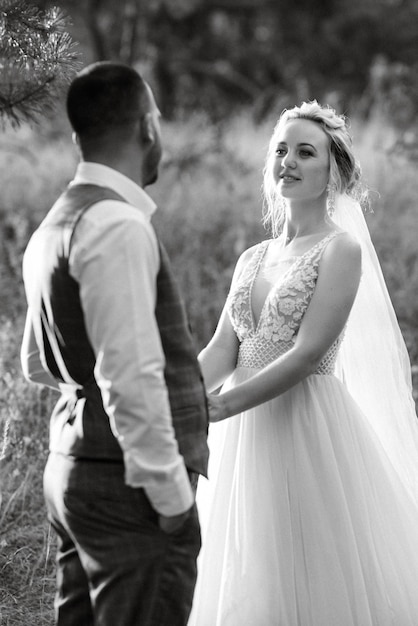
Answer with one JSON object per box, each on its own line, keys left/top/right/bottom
{"left": 188, "top": 369, "right": 418, "bottom": 626}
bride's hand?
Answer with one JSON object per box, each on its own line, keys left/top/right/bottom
{"left": 208, "top": 393, "right": 228, "bottom": 422}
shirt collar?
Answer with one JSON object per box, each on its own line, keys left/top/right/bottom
{"left": 71, "top": 162, "right": 157, "bottom": 219}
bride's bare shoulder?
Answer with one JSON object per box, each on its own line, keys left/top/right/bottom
{"left": 330, "top": 230, "right": 361, "bottom": 253}
{"left": 238, "top": 239, "right": 270, "bottom": 264}
{"left": 323, "top": 230, "right": 362, "bottom": 270}
{"left": 231, "top": 240, "right": 269, "bottom": 282}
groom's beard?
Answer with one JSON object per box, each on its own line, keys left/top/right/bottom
{"left": 145, "top": 171, "right": 158, "bottom": 186}
{"left": 143, "top": 142, "right": 162, "bottom": 187}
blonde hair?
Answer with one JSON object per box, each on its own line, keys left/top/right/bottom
{"left": 262, "top": 100, "right": 366, "bottom": 237}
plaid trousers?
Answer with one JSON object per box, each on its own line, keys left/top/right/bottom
{"left": 44, "top": 453, "right": 201, "bottom": 626}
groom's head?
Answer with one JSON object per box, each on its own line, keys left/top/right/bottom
{"left": 66, "top": 62, "right": 162, "bottom": 187}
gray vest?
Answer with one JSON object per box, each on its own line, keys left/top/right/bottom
{"left": 23, "top": 184, "right": 209, "bottom": 477}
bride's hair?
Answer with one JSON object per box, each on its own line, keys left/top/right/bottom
{"left": 262, "top": 100, "right": 367, "bottom": 237}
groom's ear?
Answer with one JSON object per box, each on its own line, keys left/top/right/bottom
{"left": 139, "top": 113, "right": 156, "bottom": 145}
{"left": 72, "top": 132, "right": 80, "bottom": 146}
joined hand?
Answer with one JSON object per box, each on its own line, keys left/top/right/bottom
{"left": 207, "top": 393, "right": 228, "bottom": 422}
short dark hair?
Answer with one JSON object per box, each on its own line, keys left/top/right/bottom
{"left": 67, "top": 62, "right": 150, "bottom": 139}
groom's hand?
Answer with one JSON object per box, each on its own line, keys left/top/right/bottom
{"left": 158, "top": 506, "right": 193, "bottom": 534}
{"left": 207, "top": 393, "right": 228, "bottom": 422}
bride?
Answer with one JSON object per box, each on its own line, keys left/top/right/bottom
{"left": 188, "top": 101, "right": 418, "bottom": 625}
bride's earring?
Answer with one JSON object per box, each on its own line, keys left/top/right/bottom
{"left": 327, "top": 183, "right": 336, "bottom": 218}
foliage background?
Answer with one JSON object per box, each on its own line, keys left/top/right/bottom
{"left": 1, "top": 0, "right": 418, "bottom": 624}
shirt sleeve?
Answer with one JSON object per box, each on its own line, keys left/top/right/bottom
{"left": 70, "top": 201, "right": 193, "bottom": 516}
{"left": 20, "top": 309, "right": 61, "bottom": 391}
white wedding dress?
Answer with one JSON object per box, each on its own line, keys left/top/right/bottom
{"left": 188, "top": 231, "right": 418, "bottom": 626}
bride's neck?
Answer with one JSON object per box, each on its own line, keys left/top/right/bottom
{"left": 284, "top": 200, "right": 329, "bottom": 239}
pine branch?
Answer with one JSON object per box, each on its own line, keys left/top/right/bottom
{"left": 0, "top": 1, "right": 81, "bottom": 127}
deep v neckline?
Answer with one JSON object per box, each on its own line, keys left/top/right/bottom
{"left": 248, "top": 232, "right": 338, "bottom": 332}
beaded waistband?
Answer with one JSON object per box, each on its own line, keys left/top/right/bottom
{"left": 237, "top": 336, "right": 338, "bottom": 375}
{"left": 237, "top": 337, "right": 293, "bottom": 369}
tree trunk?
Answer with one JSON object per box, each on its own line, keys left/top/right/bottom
{"left": 87, "top": 0, "right": 108, "bottom": 60}
{"left": 119, "top": 0, "right": 139, "bottom": 65}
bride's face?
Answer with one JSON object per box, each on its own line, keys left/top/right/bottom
{"left": 272, "top": 119, "right": 330, "bottom": 204}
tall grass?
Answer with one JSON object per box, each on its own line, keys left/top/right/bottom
{"left": 0, "top": 319, "right": 57, "bottom": 625}
{"left": 1, "top": 109, "right": 417, "bottom": 623}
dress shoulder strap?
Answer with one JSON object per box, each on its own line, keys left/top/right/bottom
{"left": 305, "top": 230, "right": 343, "bottom": 263}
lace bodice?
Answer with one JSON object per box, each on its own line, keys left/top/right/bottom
{"left": 227, "top": 232, "right": 342, "bottom": 373}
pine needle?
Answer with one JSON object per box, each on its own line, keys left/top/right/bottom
{"left": 0, "top": 0, "right": 81, "bottom": 127}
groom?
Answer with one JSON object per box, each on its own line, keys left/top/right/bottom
{"left": 20, "top": 62, "right": 209, "bottom": 625}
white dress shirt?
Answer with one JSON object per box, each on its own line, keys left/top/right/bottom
{"left": 21, "top": 162, "right": 194, "bottom": 516}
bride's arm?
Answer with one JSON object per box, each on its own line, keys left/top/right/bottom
{"left": 199, "top": 246, "right": 257, "bottom": 392}
{"left": 212, "top": 234, "right": 362, "bottom": 420}
{"left": 199, "top": 306, "right": 239, "bottom": 392}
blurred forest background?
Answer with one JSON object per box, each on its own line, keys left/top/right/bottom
{"left": 1, "top": 0, "right": 418, "bottom": 623}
